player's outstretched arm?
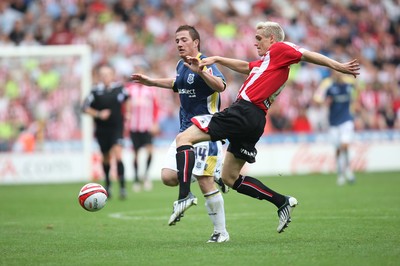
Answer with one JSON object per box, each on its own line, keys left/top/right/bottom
{"left": 301, "top": 51, "right": 360, "bottom": 78}
{"left": 130, "top": 73, "right": 174, "bottom": 89}
{"left": 200, "top": 56, "right": 250, "bottom": 75}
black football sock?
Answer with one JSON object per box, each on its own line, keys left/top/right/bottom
{"left": 176, "top": 145, "right": 195, "bottom": 200}
{"left": 145, "top": 154, "right": 152, "bottom": 177}
{"left": 117, "top": 160, "right": 125, "bottom": 188}
{"left": 133, "top": 156, "right": 139, "bottom": 183}
{"left": 102, "top": 163, "right": 111, "bottom": 189}
{"left": 232, "top": 175, "right": 286, "bottom": 208}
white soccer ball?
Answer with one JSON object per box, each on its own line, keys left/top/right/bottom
{"left": 78, "top": 183, "right": 108, "bottom": 212}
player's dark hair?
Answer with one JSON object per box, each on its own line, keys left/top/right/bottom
{"left": 95, "top": 63, "right": 114, "bottom": 73}
{"left": 176, "top": 25, "right": 201, "bottom": 51}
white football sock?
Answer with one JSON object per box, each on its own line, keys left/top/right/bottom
{"left": 204, "top": 190, "right": 227, "bottom": 234}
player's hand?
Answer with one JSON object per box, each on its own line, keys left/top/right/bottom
{"left": 184, "top": 56, "right": 204, "bottom": 73}
{"left": 130, "top": 73, "right": 152, "bottom": 85}
{"left": 199, "top": 56, "right": 217, "bottom": 69}
{"left": 98, "top": 109, "right": 111, "bottom": 120}
{"left": 339, "top": 59, "right": 360, "bottom": 78}
{"left": 150, "top": 124, "right": 160, "bottom": 136}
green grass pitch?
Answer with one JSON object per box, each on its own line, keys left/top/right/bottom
{"left": 1, "top": 171, "right": 399, "bottom": 266}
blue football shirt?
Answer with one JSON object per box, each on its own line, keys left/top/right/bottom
{"left": 172, "top": 53, "right": 226, "bottom": 132}
{"left": 324, "top": 78, "right": 354, "bottom": 126}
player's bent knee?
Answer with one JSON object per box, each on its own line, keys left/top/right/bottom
{"left": 161, "top": 176, "right": 178, "bottom": 186}
{"left": 222, "top": 175, "right": 236, "bottom": 188}
{"left": 176, "top": 131, "right": 190, "bottom": 146}
{"left": 161, "top": 169, "right": 178, "bottom": 187}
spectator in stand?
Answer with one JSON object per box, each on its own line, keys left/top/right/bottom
{"left": 269, "top": 105, "right": 291, "bottom": 132}
{"left": 0, "top": 2, "right": 23, "bottom": 35}
{"left": 8, "top": 19, "right": 25, "bottom": 45}
{"left": 292, "top": 107, "right": 312, "bottom": 133}
{"left": 36, "top": 61, "right": 60, "bottom": 93}
{"left": 13, "top": 125, "right": 36, "bottom": 152}
{"left": 46, "top": 19, "right": 74, "bottom": 45}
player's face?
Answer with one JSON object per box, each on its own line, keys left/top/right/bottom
{"left": 254, "top": 29, "right": 273, "bottom": 56}
{"left": 98, "top": 66, "right": 115, "bottom": 86}
{"left": 175, "top": 30, "right": 198, "bottom": 58}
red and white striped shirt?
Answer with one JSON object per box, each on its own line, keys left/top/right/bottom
{"left": 126, "top": 82, "right": 159, "bottom": 132}
{"left": 237, "top": 42, "right": 305, "bottom": 112}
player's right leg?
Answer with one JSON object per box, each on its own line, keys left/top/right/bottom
{"left": 162, "top": 140, "right": 197, "bottom": 225}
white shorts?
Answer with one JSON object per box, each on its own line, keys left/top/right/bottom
{"left": 162, "top": 139, "right": 223, "bottom": 178}
{"left": 329, "top": 120, "right": 355, "bottom": 148}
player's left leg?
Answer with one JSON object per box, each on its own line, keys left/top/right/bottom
{"left": 193, "top": 140, "right": 228, "bottom": 242}
{"left": 222, "top": 152, "right": 297, "bottom": 233}
{"left": 143, "top": 142, "right": 154, "bottom": 191}
{"left": 340, "top": 121, "right": 355, "bottom": 184}
{"left": 130, "top": 131, "right": 142, "bottom": 192}
{"left": 330, "top": 125, "right": 346, "bottom": 185}
{"left": 112, "top": 143, "right": 126, "bottom": 199}
{"left": 197, "top": 175, "right": 229, "bottom": 243}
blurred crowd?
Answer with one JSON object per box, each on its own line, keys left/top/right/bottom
{"left": 0, "top": 0, "right": 399, "bottom": 151}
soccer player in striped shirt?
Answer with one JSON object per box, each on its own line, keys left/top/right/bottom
{"left": 173, "top": 21, "right": 360, "bottom": 234}
{"left": 125, "top": 81, "right": 159, "bottom": 192}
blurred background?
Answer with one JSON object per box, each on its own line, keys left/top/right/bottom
{"left": 0, "top": 0, "right": 399, "bottom": 184}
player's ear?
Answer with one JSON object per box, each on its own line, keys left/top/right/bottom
{"left": 269, "top": 34, "right": 275, "bottom": 42}
{"left": 193, "top": 39, "right": 199, "bottom": 49}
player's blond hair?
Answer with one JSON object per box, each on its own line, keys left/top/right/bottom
{"left": 256, "top": 22, "right": 285, "bottom": 42}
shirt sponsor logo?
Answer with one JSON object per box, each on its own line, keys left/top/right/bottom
{"left": 177, "top": 88, "right": 196, "bottom": 97}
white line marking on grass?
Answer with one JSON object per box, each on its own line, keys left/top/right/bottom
{"left": 109, "top": 209, "right": 168, "bottom": 221}
{"left": 108, "top": 210, "right": 259, "bottom": 221}
{"left": 109, "top": 209, "right": 398, "bottom": 221}
{"left": 298, "top": 215, "right": 396, "bottom": 220}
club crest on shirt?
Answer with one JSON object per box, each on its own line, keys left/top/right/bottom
{"left": 187, "top": 73, "right": 195, "bottom": 84}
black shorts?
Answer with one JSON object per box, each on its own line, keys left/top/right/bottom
{"left": 95, "top": 126, "right": 124, "bottom": 154}
{"left": 208, "top": 100, "right": 266, "bottom": 163}
{"left": 130, "top": 131, "right": 153, "bottom": 150}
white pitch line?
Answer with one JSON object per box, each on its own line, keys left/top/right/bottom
{"left": 108, "top": 210, "right": 259, "bottom": 221}
{"left": 108, "top": 210, "right": 398, "bottom": 221}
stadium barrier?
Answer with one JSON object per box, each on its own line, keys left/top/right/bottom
{"left": 0, "top": 131, "right": 399, "bottom": 184}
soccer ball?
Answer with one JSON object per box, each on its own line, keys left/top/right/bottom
{"left": 78, "top": 183, "right": 108, "bottom": 212}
